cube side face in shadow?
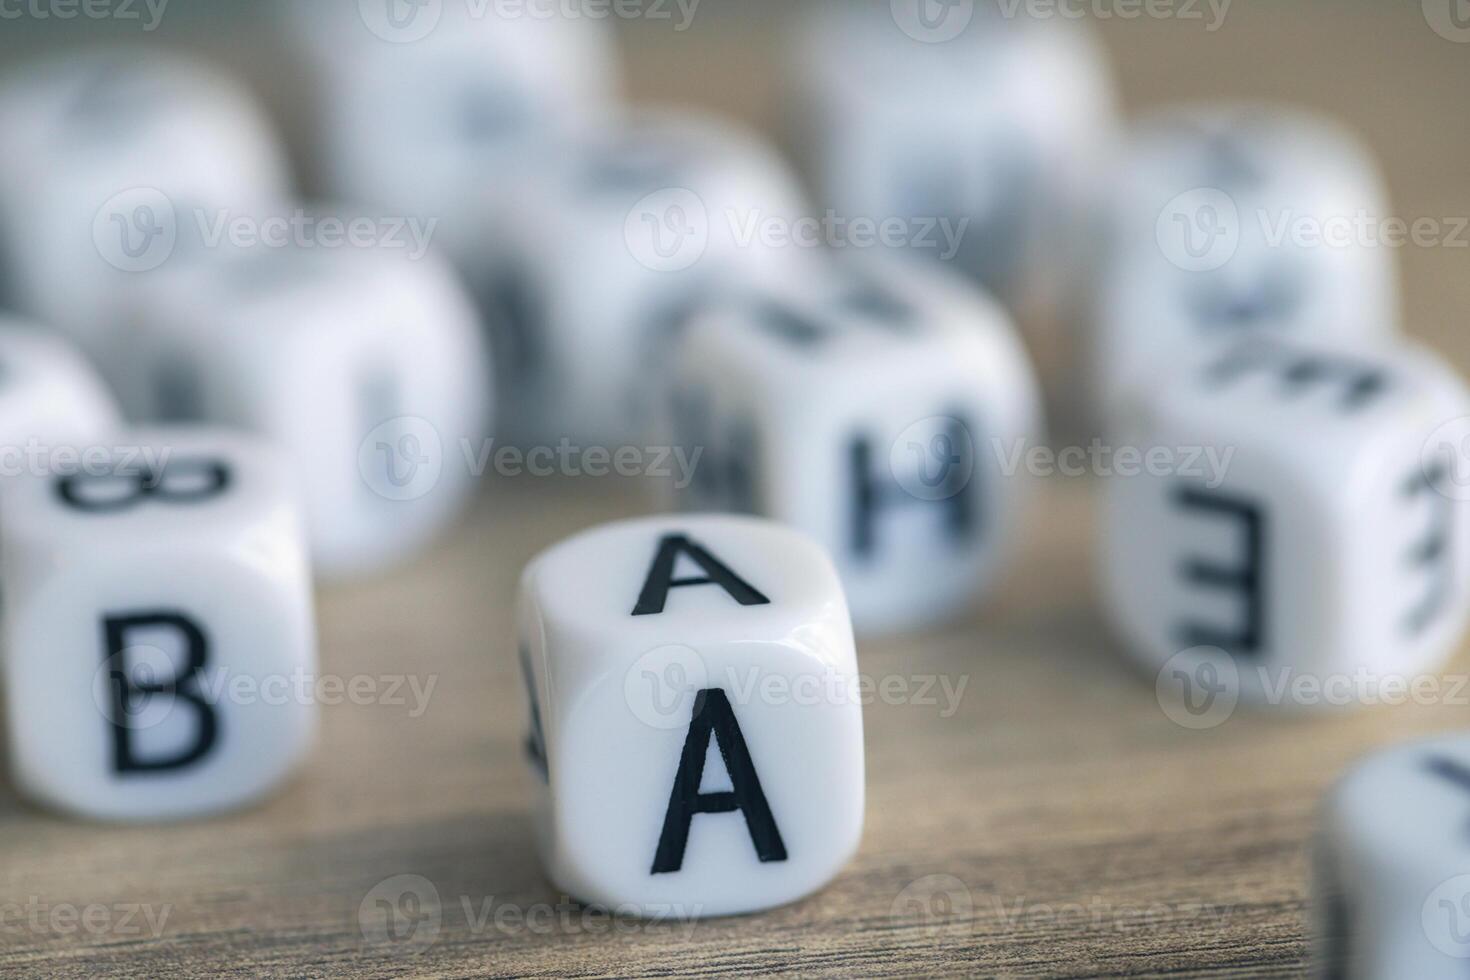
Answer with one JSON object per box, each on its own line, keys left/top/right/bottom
{"left": 518, "top": 514, "right": 864, "bottom": 918}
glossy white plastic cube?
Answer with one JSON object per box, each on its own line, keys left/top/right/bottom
{"left": 0, "top": 49, "right": 290, "bottom": 357}
{"left": 120, "top": 239, "right": 491, "bottom": 579}
{"left": 791, "top": 2, "right": 1117, "bottom": 317}
{"left": 1101, "top": 336, "right": 1470, "bottom": 708}
{"left": 487, "top": 111, "right": 809, "bottom": 447}
{"left": 1092, "top": 105, "right": 1398, "bottom": 417}
{"left": 665, "top": 256, "right": 1042, "bottom": 635}
{"left": 0, "top": 319, "right": 120, "bottom": 457}
{"left": 288, "top": 0, "right": 617, "bottom": 263}
{"left": 518, "top": 514, "right": 864, "bottom": 917}
{"left": 0, "top": 429, "right": 316, "bottom": 821}
{"left": 1316, "top": 733, "right": 1470, "bottom": 979}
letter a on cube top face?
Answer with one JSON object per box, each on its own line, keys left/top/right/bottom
{"left": 1317, "top": 734, "right": 1470, "bottom": 978}
{"left": 517, "top": 514, "right": 864, "bottom": 917}
{"left": 0, "top": 429, "right": 317, "bottom": 821}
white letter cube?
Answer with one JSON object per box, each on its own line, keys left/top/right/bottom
{"left": 0, "top": 429, "right": 316, "bottom": 821}
{"left": 518, "top": 514, "right": 864, "bottom": 917}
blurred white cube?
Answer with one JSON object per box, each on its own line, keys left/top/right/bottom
{"left": 288, "top": 0, "right": 618, "bottom": 262}
{"left": 121, "top": 233, "right": 491, "bottom": 580}
{"left": 791, "top": 1, "right": 1118, "bottom": 319}
{"left": 487, "top": 111, "right": 810, "bottom": 448}
{"left": 1092, "top": 105, "right": 1398, "bottom": 419}
{"left": 0, "top": 48, "right": 291, "bottom": 357}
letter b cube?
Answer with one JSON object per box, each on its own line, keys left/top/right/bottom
{"left": 0, "top": 430, "right": 316, "bottom": 820}
{"left": 517, "top": 515, "right": 864, "bottom": 917}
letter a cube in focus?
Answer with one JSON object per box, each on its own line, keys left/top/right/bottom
{"left": 517, "top": 515, "right": 864, "bottom": 917}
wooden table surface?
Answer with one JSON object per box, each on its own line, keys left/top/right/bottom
{"left": 4, "top": 2, "right": 1470, "bottom": 977}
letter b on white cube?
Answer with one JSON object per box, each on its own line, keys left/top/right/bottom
{"left": 517, "top": 515, "right": 863, "bottom": 917}
{"left": 0, "top": 430, "right": 316, "bottom": 821}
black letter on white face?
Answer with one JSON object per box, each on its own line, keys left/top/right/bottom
{"left": 57, "top": 457, "right": 231, "bottom": 514}
{"left": 519, "top": 644, "right": 548, "bottom": 783}
{"left": 651, "top": 688, "right": 787, "bottom": 875}
{"left": 1174, "top": 485, "right": 1267, "bottom": 656}
{"left": 849, "top": 414, "right": 975, "bottom": 559}
{"left": 1404, "top": 461, "right": 1455, "bottom": 636}
{"left": 1207, "top": 342, "right": 1390, "bottom": 413}
{"left": 633, "top": 534, "right": 771, "bottom": 616}
{"left": 103, "top": 611, "right": 218, "bottom": 774}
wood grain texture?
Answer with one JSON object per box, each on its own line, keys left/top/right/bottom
{"left": 3, "top": 2, "right": 1470, "bottom": 977}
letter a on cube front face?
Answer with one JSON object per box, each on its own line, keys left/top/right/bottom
{"left": 518, "top": 515, "right": 865, "bottom": 917}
